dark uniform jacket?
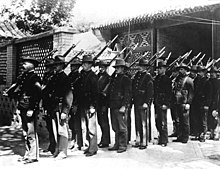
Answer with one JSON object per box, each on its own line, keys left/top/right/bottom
{"left": 68, "top": 70, "right": 81, "bottom": 106}
{"left": 173, "top": 74, "right": 194, "bottom": 104}
{"left": 42, "top": 71, "right": 55, "bottom": 111}
{"left": 97, "top": 71, "right": 110, "bottom": 107}
{"left": 78, "top": 69, "right": 98, "bottom": 109}
{"left": 193, "top": 76, "right": 212, "bottom": 107}
{"left": 209, "top": 78, "right": 219, "bottom": 110}
{"left": 45, "top": 71, "right": 72, "bottom": 115}
{"left": 108, "top": 73, "right": 132, "bottom": 109}
{"left": 16, "top": 71, "right": 41, "bottom": 122}
{"left": 154, "top": 74, "right": 172, "bottom": 107}
{"left": 132, "top": 71, "right": 153, "bottom": 106}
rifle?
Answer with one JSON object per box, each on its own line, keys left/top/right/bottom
{"left": 186, "top": 52, "right": 201, "bottom": 66}
{"left": 39, "top": 48, "right": 58, "bottom": 64}
{"left": 206, "top": 58, "right": 220, "bottom": 69}
{"left": 179, "top": 50, "right": 192, "bottom": 65}
{"left": 167, "top": 54, "right": 184, "bottom": 71}
{"left": 195, "top": 54, "right": 206, "bottom": 66}
{"left": 128, "top": 51, "right": 149, "bottom": 68}
{"left": 150, "top": 51, "right": 165, "bottom": 66}
{"left": 93, "top": 35, "right": 118, "bottom": 61}
{"left": 124, "top": 43, "right": 139, "bottom": 61}
{"left": 164, "top": 52, "right": 172, "bottom": 63}
{"left": 62, "top": 41, "right": 80, "bottom": 58}
{"left": 109, "top": 47, "right": 127, "bottom": 65}
{"left": 63, "top": 50, "right": 84, "bottom": 70}
{"left": 148, "top": 47, "right": 166, "bottom": 63}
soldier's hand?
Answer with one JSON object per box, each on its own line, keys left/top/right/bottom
{"left": 119, "top": 106, "right": 126, "bottom": 113}
{"left": 184, "top": 104, "right": 190, "bottom": 110}
{"left": 27, "top": 110, "right": 33, "bottom": 117}
{"left": 89, "top": 106, "right": 95, "bottom": 114}
{"left": 61, "top": 113, "right": 67, "bottom": 120}
{"left": 161, "top": 105, "right": 167, "bottom": 110}
{"left": 212, "top": 110, "right": 218, "bottom": 118}
{"left": 204, "top": 106, "right": 209, "bottom": 110}
{"left": 142, "top": 103, "right": 148, "bottom": 109}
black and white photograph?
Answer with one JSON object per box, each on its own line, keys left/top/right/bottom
{"left": 0, "top": 0, "right": 220, "bottom": 168}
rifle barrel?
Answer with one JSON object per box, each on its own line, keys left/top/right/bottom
{"left": 93, "top": 35, "right": 118, "bottom": 61}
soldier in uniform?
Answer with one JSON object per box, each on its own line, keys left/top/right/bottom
{"left": 107, "top": 58, "right": 132, "bottom": 153}
{"left": 154, "top": 61, "right": 172, "bottom": 147}
{"left": 6, "top": 56, "right": 41, "bottom": 164}
{"left": 41, "top": 58, "right": 56, "bottom": 154}
{"left": 193, "top": 65, "right": 212, "bottom": 142}
{"left": 169, "top": 64, "right": 180, "bottom": 137}
{"left": 173, "top": 63, "right": 194, "bottom": 143}
{"left": 97, "top": 60, "right": 111, "bottom": 148}
{"left": 78, "top": 54, "right": 98, "bottom": 157}
{"left": 68, "top": 58, "right": 83, "bottom": 150}
{"left": 46, "top": 55, "right": 73, "bottom": 159}
{"left": 188, "top": 65, "right": 198, "bottom": 137}
{"left": 207, "top": 67, "right": 219, "bottom": 139}
{"left": 132, "top": 58, "right": 153, "bottom": 149}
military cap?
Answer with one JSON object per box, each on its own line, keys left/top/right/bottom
{"left": 190, "top": 65, "right": 197, "bottom": 72}
{"left": 208, "top": 66, "right": 218, "bottom": 73}
{"left": 52, "top": 55, "right": 66, "bottom": 65}
{"left": 138, "top": 58, "right": 151, "bottom": 66}
{"left": 44, "top": 58, "right": 55, "bottom": 67}
{"left": 113, "top": 58, "right": 127, "bottom": 68}
{"left": 70, "top": 58, "right": 82, "bottom": 66}
{"left": 196, "top": 65, "right": 207, "bottom": 72}
{"left": 156, "top": 61, "right": 168, "bottom": 68}
{"left": 99, "top": 60, "right": 110, "bottom": 67}
{"left": 176, "top": 63, "right": 190, "bottom": 71}
{"left": 82, "top": 54, "right": 94, "bottom": 63}
{"left": 22, "top": 56, "right": 39, "bottom": 67}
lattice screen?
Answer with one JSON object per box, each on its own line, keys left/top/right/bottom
{"left": 118, "top": 31, "right": 152, "bottom": 75}
{"left": 16, "top": 36, "right": 53, "bottom": 78}
{"left": 0, "top": 47, "right": 7, "bottom": 84}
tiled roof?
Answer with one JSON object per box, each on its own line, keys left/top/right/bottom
{"left": 93, "top": 3, "right": 220, "bottom": 30}
{"left": 0, "top": 21, "right": 27, "bottom": 39}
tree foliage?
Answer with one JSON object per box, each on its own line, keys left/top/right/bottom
{"left": 1, "top": 0, "right": 76, "bottom": 34}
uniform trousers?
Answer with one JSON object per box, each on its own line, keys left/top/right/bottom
{"left": 81, "top": 109, "right": 98, "bottom": 153}
{"left": 52, "top": 111, "right": 69, "bottom": 157}
{"left": 20, "top": 109, "right": 39, "bottom": 160}
{"left": 69, "top": 108, "right": 83, "bottom": 148}
{"left": 155, "top": 105, "right": 168, "bottom": 144}
{"left": 133, "top": 105, "right": 148, "bottom": 146}
{"left": 110, "top": 108, "right": 127, "bottom": 150}
{"left": 97, "top": 105, "right": 110, "bottom": 145}
{"left": 44, "top": 110, "right": 56, "bottom": 153}
{"left": 176, "top": 104, "right": 190, "bottom": 142}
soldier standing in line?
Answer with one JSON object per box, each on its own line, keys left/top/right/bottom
{"left": 207, "top": 67, "right": 219, "bottom": 139}
{"left": 107, "top": 58, "right": 132, "bottom": 153}
{"left": 78, "top": 54, "right": 98, "bottom": 157}
{"left": 124, "top": 62, "right": 133, "bottom": 145}
{"left": 154, "top": 61, "right": 172, "bottom": 147}
{"left": 68, "top": 58, "right": 83, "bottom": 150}
{"left": 193, "top": 65, "right": 212, "bottom": 142}
{"left": 132, "top": 58, "right": 153, "bottom": 149}
{"left": 41, "top": 58, "right": 56, "bottom": 154}
{"left": 97, "top": 60, "right": 111, "bottom": 148}
{"left": 168, "top": 64, "right": 180, "bottom": 138}
{"left": 188, "top": 65, "right": 198, "bottom": 138}
{"left": 47, "top": 55, "right": 73, "bottom": 159}
{"left": 173, "top": 63, "right": 194, "bottom": 144}
{"left": 4, "top": 56, "right": 42, "bottom": 164}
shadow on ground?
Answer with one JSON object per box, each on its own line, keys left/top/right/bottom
{"left": 0, "top": 126, "right": 25, "bottom": 157}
